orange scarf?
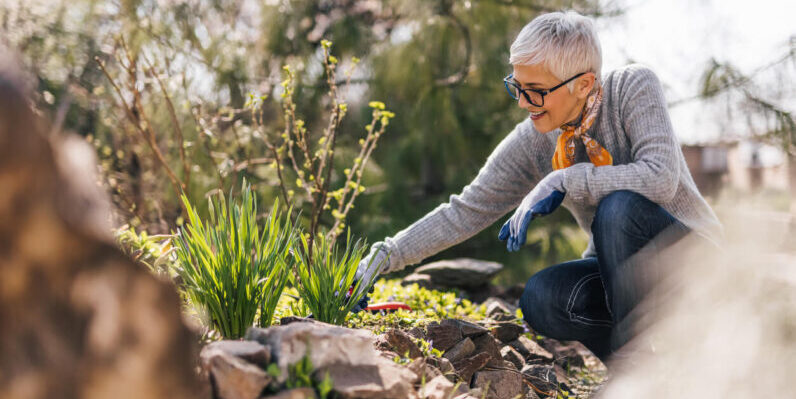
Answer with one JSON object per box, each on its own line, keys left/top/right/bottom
{"left": 551, "top": 85, "right": 612, "bottom": 170}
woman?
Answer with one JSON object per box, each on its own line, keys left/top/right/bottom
{"left": 354, "top": 10, "right": 722, "bottom": 364}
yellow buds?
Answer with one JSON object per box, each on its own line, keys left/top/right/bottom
{"left": 368, "top": 101, "right": 386, "bottom": 110}
{"left": 321, "top": 39, "right": 332, "bottom": 49}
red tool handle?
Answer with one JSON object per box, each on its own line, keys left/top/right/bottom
{"left": 365, "top": 302, "right": 412, "bottom": 312}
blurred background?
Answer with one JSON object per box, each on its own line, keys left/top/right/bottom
{"left": 1, "top": 0, "right": 793, "bottom": 285}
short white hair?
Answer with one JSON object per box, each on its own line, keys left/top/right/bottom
{"left": 509, "top": 10, "right": 602, "bottom": 91}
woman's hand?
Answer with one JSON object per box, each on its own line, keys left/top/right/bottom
{"left": 499, "top": 170, "right": 566, "bottom": 252}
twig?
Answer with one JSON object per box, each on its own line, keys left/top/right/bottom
{"left": 142, "top": 54, "right": 191, "bottom": 187}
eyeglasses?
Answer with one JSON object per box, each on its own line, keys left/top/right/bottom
{"left": 503, "top": 72, "right": 587, "bottom": 107}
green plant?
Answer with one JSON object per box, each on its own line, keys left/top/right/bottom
{"left": 292, "top": 231, "right": 382, "bottom": 325}
{"left": 345, "top": 279, "right": 487, "bottom": 330}
{"left": 114, "top": 225, "right": 175, "bottom": 278}
{"left": 264, "top": 350, "right": 334, "bottom": 399}
{"left": 173, "top": 180, "right": 296, "bottom": 338}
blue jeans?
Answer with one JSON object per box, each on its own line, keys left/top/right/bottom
{"left": 519, "top": 190, "right": 691, "bottom": 363}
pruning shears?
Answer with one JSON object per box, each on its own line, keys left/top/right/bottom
{"left": 283, "top": 286, "right": 412, "bottom": 318}
{"left": 345, "top": 284, "right": 412, "bottom": 314}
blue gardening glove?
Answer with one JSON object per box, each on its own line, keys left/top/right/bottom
{"left": 348, "top": 282, "right": 375, "bottom": 313}
{"left": 498, "top": 170, "right": 566, "bottom": 252}
{"left": 349, "top": 242, "right": 391, "bottom": 313}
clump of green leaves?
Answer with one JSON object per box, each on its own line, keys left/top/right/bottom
{"left": 292, "top": 232, "right": 382, "bottom": 325}
{"left": 173, "top": 181, "right": 296, "bottom": 338}
{"left": 114, "top": 225, "right": 175, "bottom": 278}
{"left": 263, "top": 350, "right": 334, "bottom": 399}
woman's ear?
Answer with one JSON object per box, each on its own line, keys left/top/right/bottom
{"left": 576, "top": 73, "right": 596, "bottom": 99}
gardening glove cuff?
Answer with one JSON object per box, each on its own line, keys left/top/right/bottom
{"left": 498, "top": 170, "right": 566, "bottom": 252}
{"left": 352, "top": 242, "right": 392, "bottom": 298}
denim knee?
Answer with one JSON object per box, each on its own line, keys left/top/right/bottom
{"left": 591, "top": 190, "right": 647, "bottom": 237}
{"left": 519, "top": 273, "right": 558, "bottom": 337}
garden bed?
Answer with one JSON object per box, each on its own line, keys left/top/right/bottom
{"left": 200, "top": 279, "right": 607, "bottom": 399}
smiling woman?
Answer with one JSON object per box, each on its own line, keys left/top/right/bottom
{"left": 352, "top": 9, "right": 723, "bottom": 369}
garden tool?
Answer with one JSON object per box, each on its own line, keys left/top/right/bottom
{"left": 345, "top": 283, "right": 412, "bottom": 314}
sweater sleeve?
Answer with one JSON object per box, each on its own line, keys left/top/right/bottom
{"left": 562, "top": 65, "right": 680, "bottom": 206}
{"left": 376, "top": 125, "right": 539, "bottom": 273}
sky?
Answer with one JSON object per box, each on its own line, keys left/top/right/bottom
{"left": 594, "top": 0, "right": 795, "bottom": 148}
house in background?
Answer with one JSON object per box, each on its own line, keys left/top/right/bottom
{"left": 682, "top": 140, "right": 794, "bottom": 201}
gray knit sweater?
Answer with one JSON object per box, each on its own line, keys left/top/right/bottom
{"left": 376, "top": 63, "right": 723, "bottom": 273}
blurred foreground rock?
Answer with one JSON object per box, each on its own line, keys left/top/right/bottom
{"left": 0, "top": 57, "right": 203, "bottom": 399}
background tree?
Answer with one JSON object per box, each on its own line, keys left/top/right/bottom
{"left": 1, "top": 0, "right": 617, "bottom": 284}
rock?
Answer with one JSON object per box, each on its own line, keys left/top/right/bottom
{"left": 453, "top": 388, "right": 484, "bottom": 399}
{"left": 443, "top": 337, "right": 475, "bottom": 363}
{"left": 523, "top": 390, "right": 542, "bottom": 399}
{"left": 508, "top": 336, "right": 553, "bottom": 362}
{"left": 203, "top": 349, "right": 272, "bottom": 399}
{"left": 261, "top": 388, "right": 318, "bottom": 399}
{"left": 0, "top": 62, "right": 203, "bottom": 399}
{"left": 426, "top": 356, "right": 455, "bottom": 376}
{"left": 419, "top": 375, "right": 455, "bottom": 399}
{"left": 378, "top": 350, "right": 400, "bottom": 361}
{"left": 471, "top": 333, "right": 504, "bottom": 367}
{"left": 483, "top": 297, "right": 518, "bottom": 321}
{"left": 552, "top": 363, "right": 572, "bottom": 392}
{"left": 496, "top": 283, "right": 526, "bottom": 303}
{"left": 413, "top": 258, "right": 504, "bottom": 289}
{"left": 323, "top": 363, "right": 417, "bottom": 399}
{"left": 246, "top": 323, "right": 415, "bottom": 399}
{"left": 491, "top": 322, "right": 524, "bottom": 343}
{"left": 279, "top": 316, "right": 320, "bottom": 325}
{"left": 201, "top": 340, "right": 271, "bottom": 369}
{"left": 472, "top": 369, "right": 524, "bottom": 399}
{"left": 500, "top": 346, "right": 525, "bottom": 370}
{"left": 520, "top": 364, "right": 560, "bottom": 396}
{"left": 375, "top": 328, "right": 423, "bottom": 359}
{"left": 402, "top": 272, "right": 434, "bottom": 289}
{"left": 451, "top": 352, "right": 491, "bottom": 384}
{"left": 538, "top": 340, "right": 588, "bottom": 370}
{"left": 408, "top": 358, "right": 443, "bottom": 384}
{"left": 441, "top": 318, "right": 489, "bottom": 338}
{"left": 407, "top": 326, "right": 427, "bottom": 340}
{"left": 426, "top": 321, "right": 463, "bottom": 351}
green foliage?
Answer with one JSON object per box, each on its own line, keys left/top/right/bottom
{"left": 346, "top": 279, "right": 487, "bottom": 330}
{"left": 264, "top": 351, "right": 334, "bottom": 399}
{"left": 173, "top": 181, "right": 296, "bottom": 338}
{"left": 7, "top": 0, "right": 606, "bottom": 295}
{"left": 114, "top": 225, "right": 175, "bottom": 278}
{"left": 291, "top": 232, "right": 382, "bottom": 325}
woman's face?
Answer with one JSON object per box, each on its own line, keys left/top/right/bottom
{"left": 511, "top": 63, "right": 593, "bottom": 133}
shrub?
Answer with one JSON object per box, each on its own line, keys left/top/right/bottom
{"left": 173, "top": 181, "right": 296, "bottom": 338}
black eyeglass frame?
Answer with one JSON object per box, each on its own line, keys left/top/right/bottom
{"left": 503, "top": 72, "right": 587, "bottom": 107}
